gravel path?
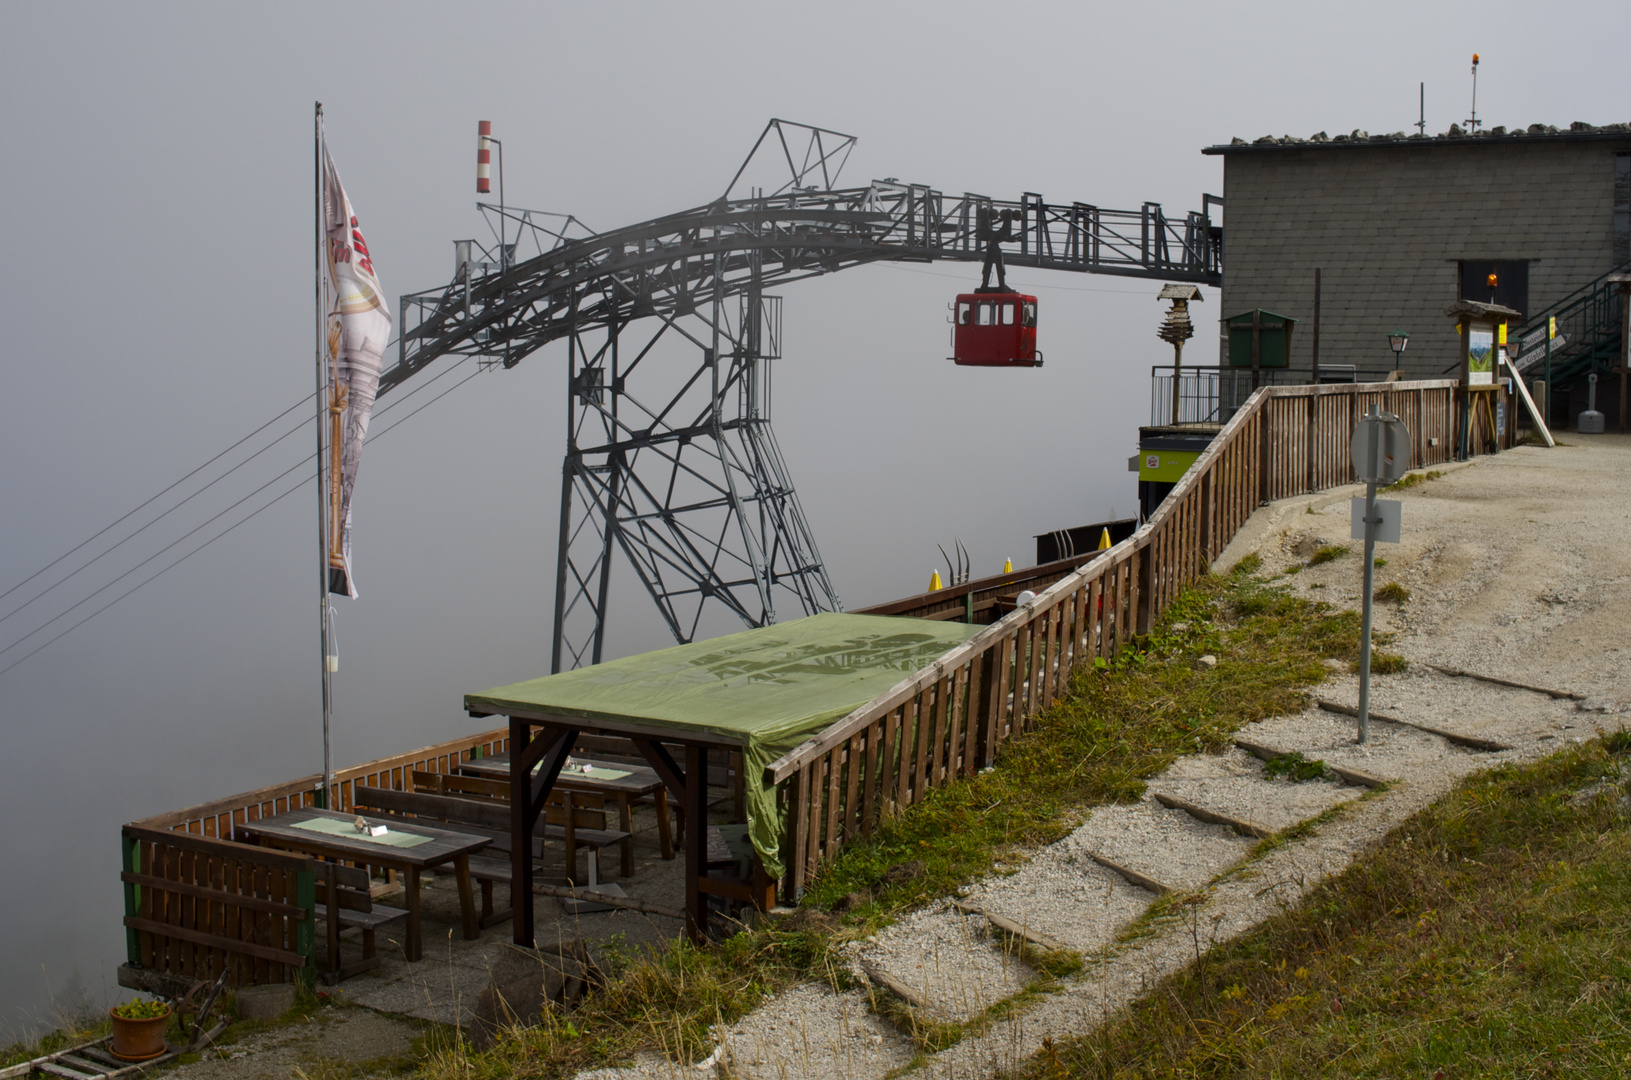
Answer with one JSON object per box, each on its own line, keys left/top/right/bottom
{"left": 578, "top": 434, "right": 1631, "bottom": 1079}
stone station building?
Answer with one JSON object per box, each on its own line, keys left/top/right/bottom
{"left": 1203, "top": 122, "right": 1631, "bottom": 426}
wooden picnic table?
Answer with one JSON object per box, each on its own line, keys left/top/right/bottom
{"left": 458, "top": 753, "right": 674, "bottom": 872}
{"left": 235, "top": 807, "right": 489, "bottom": 962}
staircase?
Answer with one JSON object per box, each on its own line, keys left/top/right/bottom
{"left": 1512, "top": 261, "right": 1629, "bottom": 418}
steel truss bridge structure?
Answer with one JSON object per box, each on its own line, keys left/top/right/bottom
{"left": 383, "top": 121, "right": 1223, "bottom": 671}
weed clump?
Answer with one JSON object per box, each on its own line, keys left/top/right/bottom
{"left": 1362, "top": 650, "right": 1410, "bottom": 674}
{"left": 1263, "top": 751, "right": 1331, "bottom": 782}
{"left": 1230, "top": 552, "right": 1262, "bottom": 576}
{"left": 1384, "top": 468, "right": 1444, "bottom": 492}
{"left": 1375, "top": 581, "right": 1411, "bottom": 602}
{"left": 1307, "top": 545, "right": 1349, "bottom": 566}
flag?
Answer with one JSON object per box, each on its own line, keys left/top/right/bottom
{"left": 320, "top": 140, "right": 391, "bottom": 598}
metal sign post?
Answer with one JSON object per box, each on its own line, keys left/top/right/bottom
{"left": 1350, "top": 405, "right": 1409, "bottom": 742}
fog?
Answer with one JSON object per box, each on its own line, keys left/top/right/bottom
{"left": 1, "top": 0, "right": 1623, "bottom": 1033}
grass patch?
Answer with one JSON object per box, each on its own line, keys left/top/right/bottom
{"left": 1366, "top": 650, "right": 1410, "bottom": 675}
{"left": 1307, "top": 545, "right": 1348, "bottom": 566}
{"left": 0, "top": 1018, "right": 111, "bottom": 1071}
{"left": 1375, "top": 581, "right": 1411, "bottom": 603}
{"left": 426, "top": 566, "right": 1367, "bottom": 1076}
{"left": 1014, "top": 734, "right": 1631, "bottom": 1079}
{"left": 1383, "top": 468, "right": 1445, "bottom": 491}
{"left": 1262, "top": 751, "right": 1330, "bottom": 783}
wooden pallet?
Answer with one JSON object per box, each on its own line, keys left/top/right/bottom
{"left": 0, "top": 1021, "right": 226, "bottom": 1080}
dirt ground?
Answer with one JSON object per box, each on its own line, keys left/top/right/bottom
{"left": 164, "top": 1005, "right": 424, "bottom": 1080}
{"left": 1220, "top": 432, "right": 1631, "bottom": 710}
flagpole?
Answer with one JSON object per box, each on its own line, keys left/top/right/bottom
{"left": 315, "top": 101, "right": 336, "bottom": 809}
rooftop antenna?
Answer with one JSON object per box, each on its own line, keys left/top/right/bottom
{"left": 1416, "top": 82, "right": 1426, "bottom": 135}
{"left": 1465, "top": 54, "right": 1481, "bottom": 132}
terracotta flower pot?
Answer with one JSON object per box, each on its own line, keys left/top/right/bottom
{"left": 109, "top": 1005, "right": 170, "bottom": 1061}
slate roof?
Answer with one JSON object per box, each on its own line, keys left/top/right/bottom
{"left": 1203, "top": 121, "right": 1631, "bottom": 155}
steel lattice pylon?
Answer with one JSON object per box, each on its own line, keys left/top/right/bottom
{"left": 551, "top": 262, "right": 837, "bottom": 670}
{"left": 387, "top": 120, "right": 1223, "bottom": 669}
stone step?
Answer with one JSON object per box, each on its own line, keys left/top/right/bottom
{"left": 1068, "top": 801, "right": 1256, "bottom": 894}
{"left": 719, "top": 984, "right": 914, "bottom": 1080}
{"left": 1148, "top": 747, "right": 1364, "bottom": 835}
{"left": 858, "top": 904, "right": 1035, "bottom": 1024}
{"left": 958, "top": 856, "right": 1155, "bottom": 956}
{"left": 1245, "top": 702, "right": 1466, "bottom": 781}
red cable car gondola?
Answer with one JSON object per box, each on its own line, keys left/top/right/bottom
{"left": 950, "top": 205, "right": 1042, "bottom": 367}
{"left": 952, "top": 291, "right": 1039, "bottom": 367}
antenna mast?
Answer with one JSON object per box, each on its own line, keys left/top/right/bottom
{"left": 1417, "top": 82, "right": 1426, "bottom": 135}
{"left": 1465, "top": 54, "right": 1481, "bottom": 132}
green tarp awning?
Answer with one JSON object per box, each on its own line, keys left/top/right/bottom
{"left": 465, "top": 612, "right": 984, "bottom": 877}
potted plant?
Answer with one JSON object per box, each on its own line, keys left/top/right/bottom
{"left": 109, "top": 997, "right": 171, "bottom": 1061}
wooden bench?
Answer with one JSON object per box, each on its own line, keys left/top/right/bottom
{"left": 410, "top": 772, "right": 631, "bottom": 884}
{"left": 568, "top": 735, "right": 746, "bottom": 820}
{"left": 701, "top": 823, "right": 776, "bottom": 913}
{"left": 313, "top": 861, "right": 408, "bottom": 983}
{"left": 354, "top": 783, "right": 630, "bottom": 925}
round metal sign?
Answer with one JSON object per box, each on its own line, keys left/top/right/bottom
{"left": 1351, "top": 411, "right": 1411, "bottom": 484}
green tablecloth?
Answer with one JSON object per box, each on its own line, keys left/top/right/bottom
{"left": 547, "top": 762, "right": 633, "bottom": 782}
{"left": 291, "top": 815, "right": 434, "bottom": 849}
{"left": 466, "top": 612, "right": 983, "bottom": 877}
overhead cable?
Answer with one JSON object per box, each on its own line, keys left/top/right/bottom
{"left": 0, "top": 360, "right": 489, "bottom": 678}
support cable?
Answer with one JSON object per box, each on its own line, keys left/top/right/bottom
{"left": 0, "top": 349, "right": 469, "bottom": 632}
{"left": 0, "top": 392, "right": 315, "bottom": 606}
{"left": 0, "top": 360, "right": 488, "bottom": 678}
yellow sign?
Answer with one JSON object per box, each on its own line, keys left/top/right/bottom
{"left": 1139, "top": 449, "right": 1200, "bottom": 483}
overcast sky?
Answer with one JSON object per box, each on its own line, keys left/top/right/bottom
{"left": 1, "top": 0, "right": 1625, "bottom": 1031}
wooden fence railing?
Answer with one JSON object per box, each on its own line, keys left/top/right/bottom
{"left": 130, "top": 729, "right": 513, "bottom": 838}
{"left": 123, "top": 730, "right": 519, "bottom": 984}
{"left": 121, "top": 825, "right": 315, "bottom": 986}
{"left": 766, "top": 379, "right": 1472, "bottom": 898}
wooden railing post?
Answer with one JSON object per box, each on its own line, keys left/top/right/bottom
{"left": 1199, "top": 470, "right": 1213, "bottom": 565}
{"left": 121, "top": 830, "right": 141, "bottom": 965}
{"left": 294, "top": 865, "right": 316, "bottom": 985}
{"left": 1257, "top": 405, "right": 1271, "bottom": 505}
{"left": 974, "top": 648, "right": 998, "bottom": 770}
{"left": 1305, "top": 392, "right": 1316, "bottom": 493}
{"left": 1135, "top": 545, "right": 1151, "bottom": 635}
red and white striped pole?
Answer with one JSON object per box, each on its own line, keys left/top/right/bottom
{"left": 476, "top": 121, "right": 491, "bottom": 194}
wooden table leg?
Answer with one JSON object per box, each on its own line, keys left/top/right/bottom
{"left": 617, "top": 794, "right": 634, "bottom": 878}
{"left": 685, "top": 745, "right": 708, "bottom": 942}
{"left": 404, "top": 865, "right": 423, "bottom": 962}
{"left": 453, "top": 853, "right": 479, "bottom": 940}
{"left": 655, "top": 789, "right": 674, "bottom": 861}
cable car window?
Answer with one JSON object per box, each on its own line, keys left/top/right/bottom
{"left": 1001, "top": 302, "right": 1015, "bottom": 325}
{"left": 977, "top": 302, "right": 995, "bottom": 326}
{"left": 957, "top": 301, "right": 971, "bottom": 325}
{"left": 1021, "top": 301, "right": 1036, "bottom": 327}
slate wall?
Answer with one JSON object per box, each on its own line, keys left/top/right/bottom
{"left": 1215, "top": 137, "right": 1631, "bottom": 379}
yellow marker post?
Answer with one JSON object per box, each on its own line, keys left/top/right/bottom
{"left": 1002, "top": 557, "right": 1012, "bottom": 574}
{"left": 929, "top": 570, "right": 943, "bottom": 592}
{"left": 1098, "top": 527, "right": 1112, "bottom": 550}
